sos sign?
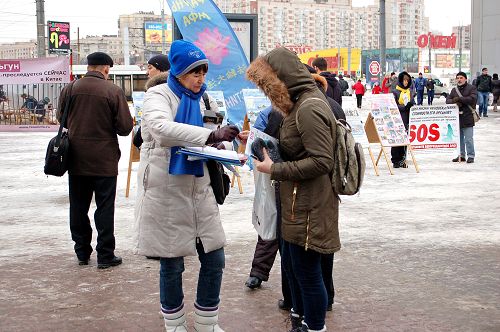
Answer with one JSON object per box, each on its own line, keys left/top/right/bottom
{"left": 409, "top": 123, "right": 440, "bottom": 143}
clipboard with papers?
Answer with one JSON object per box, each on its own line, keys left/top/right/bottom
{"left": 178, "top": 146, "right": 243, "bottom": 165}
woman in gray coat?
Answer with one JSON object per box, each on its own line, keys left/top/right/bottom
{"left": 134, "top": 40, "right": 239, "bottom": 332}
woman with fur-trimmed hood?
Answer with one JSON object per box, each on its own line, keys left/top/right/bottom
{"left": 247, "top": 47, "right": 339, "bottom": 332}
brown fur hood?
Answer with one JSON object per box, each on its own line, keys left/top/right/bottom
{"left": 145, "top": 72, "right": 168, "bottom": 91}
{"left": 246, "top": 47, "right": 317, "bottom": 114}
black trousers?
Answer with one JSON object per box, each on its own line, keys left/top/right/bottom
{"left": 356, "top": 94, "right": 363, "bottom": 108}
{"left": 68, "top": 175, "right": 117, "bottom": 262}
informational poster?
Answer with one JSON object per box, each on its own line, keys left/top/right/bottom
{"left": 242, "top": 89, "right": 271, "bottom": 126}
{"left": 343, "top": 107, "right": 369, "bottom": 146}
{"left": 47, "top": 21, "right": 70, "bottom": 54}
{"left": 131, "top": 91, "right": 145, "bottom": 124}
{"left": 369, "top": 94, "right": 409, "bottom": 147}
{"left": 0, "top": 57, "right": 70, "bottom": 84}
{"left": 409, "top": 105, "right": 459, "bottom": 153}
{"left": 228, "top": 21, "right": 251, "bottom": 63}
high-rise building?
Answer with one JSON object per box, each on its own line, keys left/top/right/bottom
{"left": 0, "top": 40, "right": 37, "bottom": 59}
{"left": 214, "top": 0, "right": 428, "bottom": 54}
{"left": 78, "top": 35, "right": 124, "bottom": 65}
{"left": 452, "top": 24, "right": 471, "bottom": 50}
{"left": 118, "top": 11, "right": 172, "bottom": 64}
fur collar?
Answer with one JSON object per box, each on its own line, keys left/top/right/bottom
{"left": 246, "top": 56, "right": 294, "bottom": 115}
{"left": 145, "top": 72, "right": 169, "bottom": 91}
{"left": 312, "top": 74, "right": 328, "bottom": 93}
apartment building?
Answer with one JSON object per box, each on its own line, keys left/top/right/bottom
{"left": 0, "top": 40, "right": 37, "bottom": 59}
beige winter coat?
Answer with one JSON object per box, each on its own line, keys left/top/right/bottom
{"left": 134, "top": 83, "right": 226, "bottom": 257}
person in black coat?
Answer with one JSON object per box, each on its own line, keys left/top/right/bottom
{"left": 311, "top": 57, "right": 343, "bottom": 106}
{"left": 446, "top": 72, "right": 478, "bottom": 163}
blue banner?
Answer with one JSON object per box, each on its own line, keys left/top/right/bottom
{"left": 166, "top": 0, "right": 255, "bottom": 128}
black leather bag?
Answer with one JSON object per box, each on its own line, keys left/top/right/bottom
{"left": 44, "top": 83, "right": 73, "bottom": 177}
{"left": 207, "top": 159, "right": 231, "bottom": 205}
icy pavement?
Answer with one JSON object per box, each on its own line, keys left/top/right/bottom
{"left": 0, "top": 101, "right": 499, "bottom": 331}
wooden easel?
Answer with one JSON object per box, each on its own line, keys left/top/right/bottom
{"left": 126, "top": 123, "right": 141, "bottom": 198}
{"left": 230, "top": 114, "right": 250, "bottom": 194}
{"left": 364, "top": 113, "right": 419, "bottom": 175}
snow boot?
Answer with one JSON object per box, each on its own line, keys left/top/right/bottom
{"left": 194, "top": 303, "right": 224, "bottom": 332}
{"left": 301, "top": 322, "right": 327, "bottom": 332}
{"left": 288, "top": 310, "right": 303, "bottom": 332}
{"left": 161, "top": 303, "right": 187, "bottom": 332}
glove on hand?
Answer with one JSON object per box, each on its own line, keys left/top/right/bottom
{"left": 251, "top": 138, "right": 282, "bottom": 163}
{"left": 452, "top": 97, "right": 461, "bottom": 103}
{"left": 404, "top": 101, "right": 414, "bottom": 111}
{"left": 205, "top": 125, "right": 240, "bottom": 145}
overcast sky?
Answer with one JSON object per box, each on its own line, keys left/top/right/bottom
{"left": 0, "top": 0, "right": 471, "bottom": 43}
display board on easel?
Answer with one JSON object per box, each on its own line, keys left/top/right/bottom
{"left": 342, "top": 101, "right": 380, "bottom": 176}
{"left": 365, "top": 95, "right": 419, "bottom": 175}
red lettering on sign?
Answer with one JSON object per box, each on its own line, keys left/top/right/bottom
{"left": 417, "top": 33, "right": 457, "bottom": 49}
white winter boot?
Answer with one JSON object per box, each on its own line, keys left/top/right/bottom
{"left": 194, "top": 303, "right": 224, "bottom": 332}
{"left": 301, "top": 322, "right": 327, "bottom": 332}
{"left": 161, "top": 304, "right": 188, "bottom": 332}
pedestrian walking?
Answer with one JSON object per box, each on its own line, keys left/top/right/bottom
{"left": 352, "top": 79, "right": 365, "bottom": 108}
{"left": 312, "top": 57, "right": 343, "bottom": 106}
{"left": 446, "top": 72, "right": 478, "bottom": 163}
{"left": 414, "top": 72, "right": 427, "bottom": 105}
{"left": 475, "top": 67, "right": 492, "bottom": 117}
{"left": 426, "top": 75, "right": 436, "bottom": 105}
{"left": 134, "top": 40, "right": 240, "bottom": 332}
{"left": 57, "top": 52, "right": 133, "bottom": 268}
{"left": 247, "top": 47, "right": 340, "bottom": 332}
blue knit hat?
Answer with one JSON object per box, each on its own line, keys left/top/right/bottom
{"left": 168, "top": 40, "right": 208, "bottom": 78}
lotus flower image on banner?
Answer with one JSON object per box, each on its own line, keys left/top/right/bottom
{"left": 166, "top": 0, "right": 255, "bottom": 128}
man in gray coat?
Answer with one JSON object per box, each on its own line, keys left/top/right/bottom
{"left": 57, "top": 52, "right": 133, "bottom": 268}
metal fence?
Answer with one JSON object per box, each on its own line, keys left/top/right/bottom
{"left": 0, "top": 83, "right": 68, "bottom": 125}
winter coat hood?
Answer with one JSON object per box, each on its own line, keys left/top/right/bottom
{"left": 398, "top": 71, "right": 412, "bottom": 89}
{"left": 312, "top": 73, "right": 329, "bottom": 93}
{"left": 145, "top": 72, "right": 168, "bottom": 91}
{"left": 246, "top": 47, "right": 317, "bottom": 114}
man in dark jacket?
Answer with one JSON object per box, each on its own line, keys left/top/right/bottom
{"left": 446, "top": 72, "right": 477, "bottom": 163}
{"left": 414, "top": 72, "right": 427, "bottom": 105}
{"left": 338, "top": 75, "right": 349, "bottom": 95}
{"left": 312, "top": 57, "right": 343, "bottom": 106}
{"left": 57, "top": 52, "right": 133, "bottom": 268}
{"left": 426, "top": 75, "right": 436, "bottom": 105}
{"left": 475, "top": 67, "right": 492, "bottom": 117}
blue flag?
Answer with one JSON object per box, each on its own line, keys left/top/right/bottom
{"left": 166, "top": 0, "right": 255, "bottom": 128}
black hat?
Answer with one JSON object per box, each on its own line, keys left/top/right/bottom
{"left": 148, "top": 54, "right": 170, "bottom": 72}
{"left": 87, "top": 52, "right": 113, "bottom": 67}
{"left": 456, "top": 71, "right": 467, "bottom": 79}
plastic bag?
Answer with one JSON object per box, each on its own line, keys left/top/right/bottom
{"left": 252, "top": 170, "right": 277, "bottom": 240}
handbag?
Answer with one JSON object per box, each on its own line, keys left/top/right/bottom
{"left": 454, "top": 87, "right": 480, "bottom": 123}
{"left": 44, "top": 83, "right": 74, "bottom": 176}
{"left": 207, "top": 159, "right": 231, "bottom": 205}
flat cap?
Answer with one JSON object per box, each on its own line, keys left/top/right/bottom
{"left": 87, "top": 52, "right": 114, "bottom": 67}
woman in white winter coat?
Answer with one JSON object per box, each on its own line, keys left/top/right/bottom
{"left": 134, "top": 40, "right": 239, "bottom": 332}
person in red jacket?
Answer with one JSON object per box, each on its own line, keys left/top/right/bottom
{"left": 352, "top": 79, "right": 365, "bottom": 108}
{"left": 372, "top": 82, "right": 382, "bottom": 94}
{"left": 381, "top": 74, "right": 390, "bottom": 94}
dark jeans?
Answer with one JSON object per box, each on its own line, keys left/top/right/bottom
{"left": 356, "top": 94, "right": 363, "bottom": 108}
{"left": 68, "top": 175, "right": 117, "bottom": 262}
{"left": 282, "top": 241, "right": 327, "bottom": 330}
{"left": 321, "top": 254, "right": 335, "bottom": 306}
{"left": 391, "top": 109, "right": 410, "bottom": 164}
{"left": 417, "top": 89, "right": 425, "bottom": 105}
{"left": 160, "top": 241, "right": 225, "bottom": 310}
{"left": 427, "top": 89, "right": 435, "bottom": 105}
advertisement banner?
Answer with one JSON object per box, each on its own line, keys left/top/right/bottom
{"left": 166, "top": 0, "right": 255, "bottom": 128}
{"left": 0, "top": 57, "right": 70, "bottom": 85}
{"left": 409, "top": 105, "right": 459, "bottom": 153}
{"left": 366, "top": 58, "right": 380, "bottom": 84}
{"left": 47, "top": 21, "right": 70, "bottom": 54}
{"left": 144, "top": 22, "right": 172, "bottom": 44}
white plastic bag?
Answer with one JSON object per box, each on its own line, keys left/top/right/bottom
{"left": 252, "top": 170, "right": 277, "bottom": 240}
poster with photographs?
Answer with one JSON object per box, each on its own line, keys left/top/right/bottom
{"left": 242, "top": 89, "right": 272, "bottom": 126}
{"left": 370, "top": 108, "right": 410, "bottom": 147}
{"left": 205, "top": 91, "right": 228, "bottom": 125}
{"left": 343, "top": 106, "right": 369, "bottom": 146}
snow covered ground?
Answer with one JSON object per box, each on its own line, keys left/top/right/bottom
{"left": 0, "top": 100, "right": 499, "bottom": 331}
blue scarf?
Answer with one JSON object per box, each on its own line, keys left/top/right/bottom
{"left": 167, "top": 73, "right": 207, "bottom": 177}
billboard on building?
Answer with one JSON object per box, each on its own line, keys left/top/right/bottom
{"left": 144, "top": 22, "right": 172, "bottom": 44}
{"left": 47, "top": 21, "right": 70, "bottom": 55}
{"left": 298, "top": 48, "right": 362, "bottom": 75}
